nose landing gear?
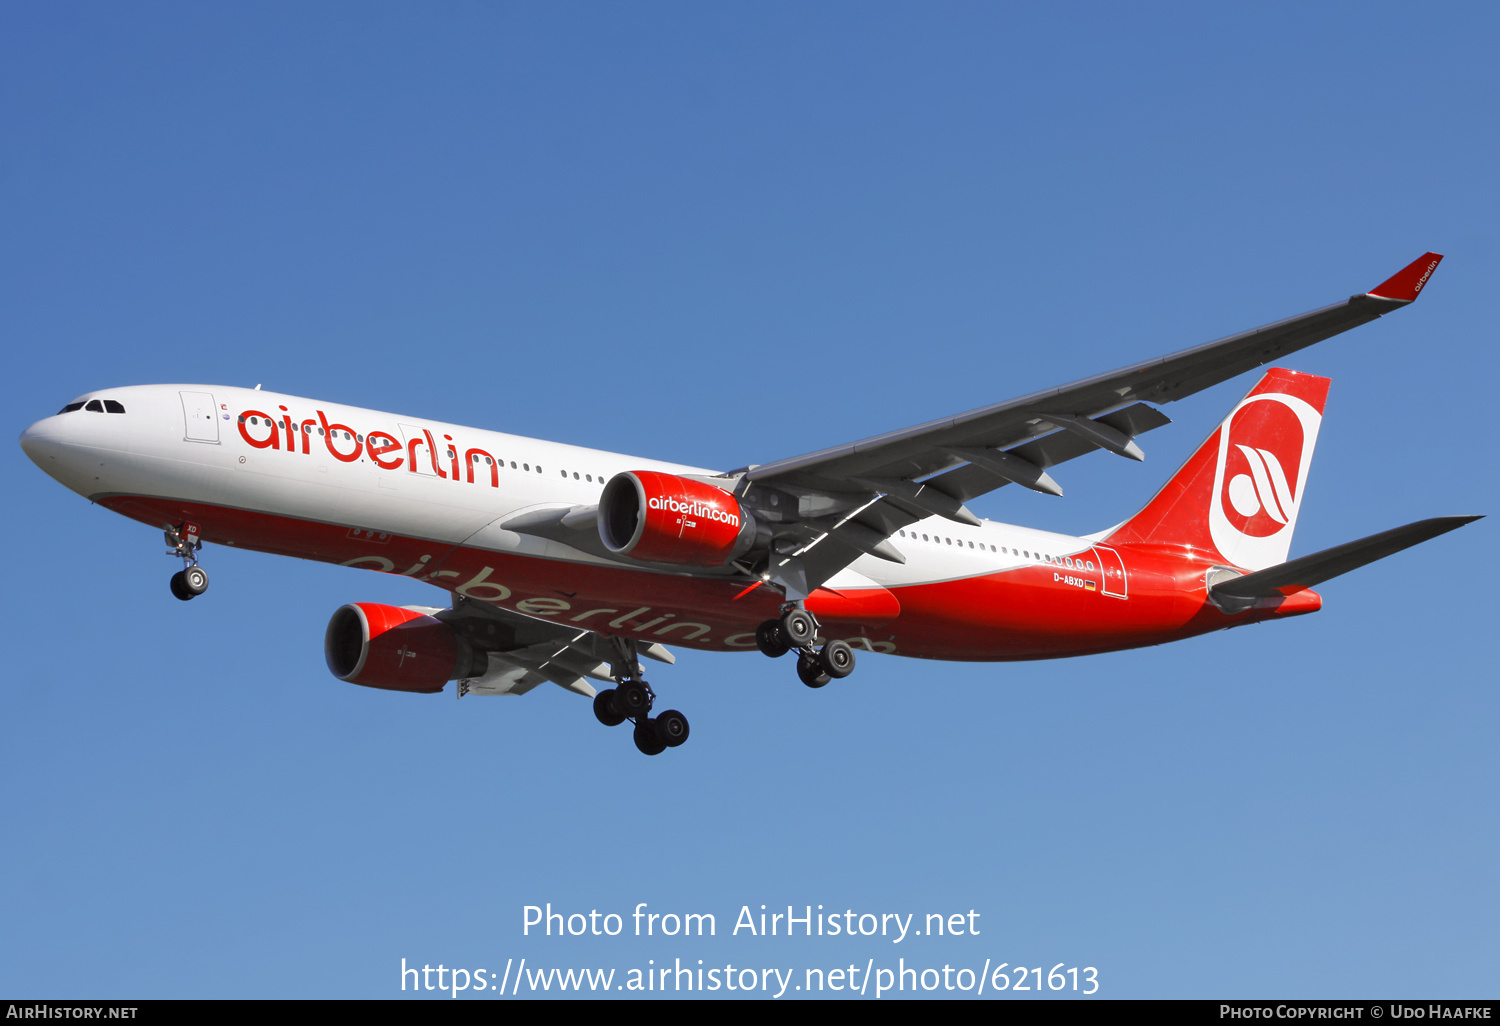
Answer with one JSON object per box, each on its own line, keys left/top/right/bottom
{"left": 593, "top": 638, "right": 690, "bottom": 756}
{"left": 164, "top": 522, "right": 209, "bottom": 601}
{"left": 758, "top": 607, "right": 856, "bottom": 689}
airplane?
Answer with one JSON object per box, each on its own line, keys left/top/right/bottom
{"left": 19, "top": 252, "right": 1479, "bottom": 756}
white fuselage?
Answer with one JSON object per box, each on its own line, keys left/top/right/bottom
{"left": 21, "top": 383, "right": 1100, "bottom": 592}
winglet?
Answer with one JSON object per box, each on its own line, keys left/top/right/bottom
{"left": 1367, "top": 252, "right": 1443, "bottom": 302}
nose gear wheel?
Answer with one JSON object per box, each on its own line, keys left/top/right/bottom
{"left": 164, "top": 523, "right": 208, "bottom": 601}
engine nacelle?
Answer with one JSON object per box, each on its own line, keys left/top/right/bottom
{"left": 599, "top": 470, "right": 755, "bottom": 567}
{"left": 324, "top": 603, "right": 473, "bottom": 693}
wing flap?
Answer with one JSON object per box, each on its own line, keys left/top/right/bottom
{"left": 437, "top": 597, "right": 678, "bottom": 699}
{"left": 928, "top": 403, "right": 1173, "bottom": 502}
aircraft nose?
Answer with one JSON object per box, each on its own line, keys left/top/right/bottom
{"left": 19, "top": 412, "right": 92, "bottom": 483}
{"left": 19, "top": 415, "right": 65, "bottom": 466}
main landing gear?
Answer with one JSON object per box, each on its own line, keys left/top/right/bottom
{"left": 593, "top": 639, "right": 690, "bottom": 757}
{"left": 164, "top": 522, "right": 209, "bottom": 602}
{"left": 756, "top": 606, "right": 855, "bottom": 689}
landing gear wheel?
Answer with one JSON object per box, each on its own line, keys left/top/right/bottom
{"left": 169, "top": 571, "right": 193, "bottom": 601}
{"left": 633, "top": 720, "right": 667, "bottom": 756}
{"left": 616, "top": 681, "right": 653, "bottom": 718}
{"left": 182, "top": 565, "right": 209, "bottom": 596}
{"left": 654, "top": 709, "right": 690, "bottom": 748}
{"left": 797, "top": 651, "right": 831, "bottom": 689}
{"left": 781, "top": 609, "right": 817, "bottom": 647}
{"left": 593, "top": 689, "right": 625, "bottom": 727}
{"left": 819, "top": 639, "right": 855, "bottom": 679}
{"left": 756, "top": 620, "right": 790, "bottom": 658}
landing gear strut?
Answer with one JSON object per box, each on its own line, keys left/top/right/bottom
{"left": 164, "top": 523, "right": 208, "bottom": 601}
{"left": 593, "top": 638, "right": 690, "bottom": 756}
{"left": 758, "top": 607, "right": 857, "bottom": 689}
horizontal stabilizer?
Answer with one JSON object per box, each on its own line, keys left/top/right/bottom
{"left": 1209, "top": 515, "right": 1481, "bottom": 613}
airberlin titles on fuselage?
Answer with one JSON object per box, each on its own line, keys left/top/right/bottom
{"left": 237, "top": 404, "right": 749, "bottom": 568}
{"left": 236, "top": 404, "right": 500, "bottom": 482}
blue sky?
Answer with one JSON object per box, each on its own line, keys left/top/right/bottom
{"left": 3, "top": 2, "right": 1495, "bottom": 999}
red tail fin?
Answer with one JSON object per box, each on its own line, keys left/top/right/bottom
{"left": 1106, "top": 368, "right": 1330, "bottom": 570}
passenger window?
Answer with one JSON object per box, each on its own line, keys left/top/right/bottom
{"left": 511, "top": 461, "right": 517, "bottom": 469}
{"left": 922, "top": 534, "right": 929, "bottom": 542}
{"left": 1086, "top": 561, "right": 1096, "bottom": 572}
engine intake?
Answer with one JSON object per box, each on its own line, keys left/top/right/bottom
{"left": 324, "top": 602, "right": 475, "bottom": 693}
{"left": 600, "top": 470, "right": 755, "bottom": 567}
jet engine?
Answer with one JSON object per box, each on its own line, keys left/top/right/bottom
{"left": 599, "top": 470, "right": 755, "bottom": 567}
{"left": 324, "top": 602, "right": 480, "bottom": 693}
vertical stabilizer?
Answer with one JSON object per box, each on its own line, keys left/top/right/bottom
{"left": 1106, "top": 368, "right": 1330, "bottom": 570}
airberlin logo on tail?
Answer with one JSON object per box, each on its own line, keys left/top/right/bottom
{"left": 1208, "top": 392, "right": 1323, "bottom": 571}
{"left": 646, "top": 495, "right": 740, "bottom": 527}
{"left": 1226, "top": 444, "right": 1296, "bottom": 526}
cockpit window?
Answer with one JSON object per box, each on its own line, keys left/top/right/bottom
{"left": 66, "top": 398, "right": 126, "bottom": 414}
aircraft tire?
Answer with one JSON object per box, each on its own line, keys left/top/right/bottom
{"left": 593, "top": 689, "right": 625, "bottom": 727}
{"left": 654, "top": 709, "right": 689, "bottom": 748}
{"left": 169, "top": 571, "right": 193, "bottom": 602}
{"left": 781, "top": 609, "right": 817, "bottom": 647}
{"left": 755, "top": 620, "right": 790, "bottom": 658}
{"left": 819, "top": 639, "right": 855, "bottom": 679}
{"left": 616, "top": 681, "right": 652, "bottom": 718}
{"left": 183, "top": 566, "right": 209, "bottom": 595}
{"left": 633, "top": 720, "right": 667, "bottom": 756}
{"left": 796, "top": 651, "right": 830, "bottom": 689}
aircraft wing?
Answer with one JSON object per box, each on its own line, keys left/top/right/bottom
{"left": 744, "top": 253, "right": 1443, "bottom": 595}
